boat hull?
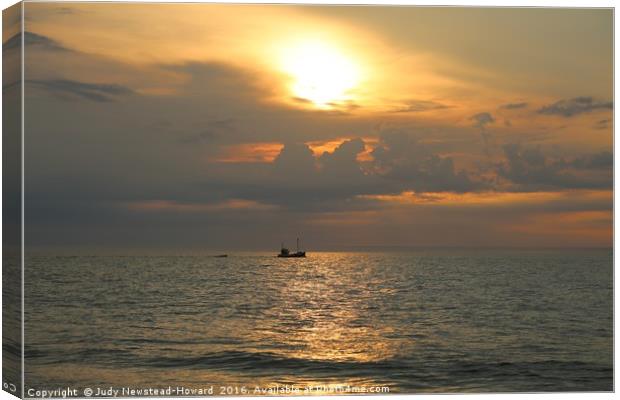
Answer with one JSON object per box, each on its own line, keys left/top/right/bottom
{"left": 277, "top": 252, "right": 306, "bottom": 258}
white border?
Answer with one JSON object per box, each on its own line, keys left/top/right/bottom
{"left": 0, "top": 2, "right": 616, "bottom": 400}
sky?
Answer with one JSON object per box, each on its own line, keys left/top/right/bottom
{"left": 5, "top": 3, "right": 613, "bottom": 253}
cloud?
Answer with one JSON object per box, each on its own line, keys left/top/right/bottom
{"left": 198, "top": 133, "right": 482, "bottom": 214}
{"left": 161, "top": 61, "right": 270, "bottom": 100}
{"left": 324, "top": 100, "right": 362, "bottom": 114}
{"left": 180, "top": 118, "right": 238, "bottom": 145}
{"left": 214, "top": 142, "right": 283, "bottom": 163}
{"left": 319, "top": 138, "right": 366, "bottom": 177}
{"left": 538, "top": 97, "right": 612, "bottom": 117}
{"left": 23, "top": 5, "right": 81, "bottom": 21}
{"left": 393, "top": 99, "right": 450, "bottom": 113}
{"left": 28, "top": 79, "right": 134, "bottom": 102}
{"left": 370, "top": 131, "right": 481, "bottom": 192}
{"left": 498, "top": 144, "right": 612, "bottom": 189}
{"left": 4, "top": 31, "right": 69, "bottom": 52}
{"left": 500, "top": 102, "right": 528, "bottom": 110}
{"left": 594, "top": 118, "right": 611, "bottom": 130}
{"left": 124, "top": 199, "right": 278, "bottom": 213}
{"left": 273, "top": 142, "right": 317, "bottom": 177}
{"left": 204, "top": 141, "right": 370, "bottom": 212}
{"left": 565, "top": 151, "right": 612, "bottom": 170}
{"left": 470, "top": 112, "right": 495, "bottom": 129}
{"left": 54, "top": 7, "right": 78, "bottom": 15}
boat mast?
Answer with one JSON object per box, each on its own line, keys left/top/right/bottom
{"left": 297, "top": 237, "right": 299, "bottom": 252}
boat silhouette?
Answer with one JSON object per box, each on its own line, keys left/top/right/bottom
{"left": 278, "top": 238, "right": 306, "bottom": 258}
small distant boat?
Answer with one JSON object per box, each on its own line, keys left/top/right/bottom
{"left": 278, "top": 238, "right": 306, "bottom": 258}
{"left": 214, "top": 254, "right": 228, "bottom": 258}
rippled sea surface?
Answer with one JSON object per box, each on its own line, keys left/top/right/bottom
{"left": 24, "top": 250, "right": 612, "bottom": 394}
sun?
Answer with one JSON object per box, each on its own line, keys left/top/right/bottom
{"left": 280, "top": 41, "right": 361, "bottom": 108}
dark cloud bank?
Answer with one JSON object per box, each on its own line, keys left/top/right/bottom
{"left": 3, "top": 31, "right": 70, "bottom": 52}
{"left": 499, "top": 144, "right": 612, "bottom": 190}
{"left": 28, "top": 79, "right": 134, "bottom": 102}
{"left": 538, "top": 97, "right": 612, "bottom": 117}
{"left": 500, "top": 102, "right": 528, "bottom": 110}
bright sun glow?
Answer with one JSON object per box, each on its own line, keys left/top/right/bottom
{"left": 280, "top": 41, "right": 360, "bottom": 108}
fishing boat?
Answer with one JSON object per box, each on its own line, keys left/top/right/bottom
{"left": 278, "top": 238, "right": 306, "bottom": 258}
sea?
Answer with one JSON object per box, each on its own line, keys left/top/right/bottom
{"left": 23, "top": 249, "right": 613, "bottom": 395}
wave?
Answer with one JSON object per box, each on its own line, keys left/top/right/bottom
{"left": 25, "top": 346, "right": 612, "bottom": 391}
{"left": 3, "top": 340, "right": 21, "bottom": 358}
{"left": 144, "top": 350, "right": 403, "bottom": 375}
{"left": 143, "top": 350, "right": 611, "bottom": 379}
{"left": 26, "top": 346, "right": 612, "bottom": 376}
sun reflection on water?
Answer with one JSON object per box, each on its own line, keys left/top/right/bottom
{"left": 265, "top": 255, "right": 401, "bottom": 363}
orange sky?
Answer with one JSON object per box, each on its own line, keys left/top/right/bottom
{"left": 11, "top": 3, "right": 613, "bottom": 250}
